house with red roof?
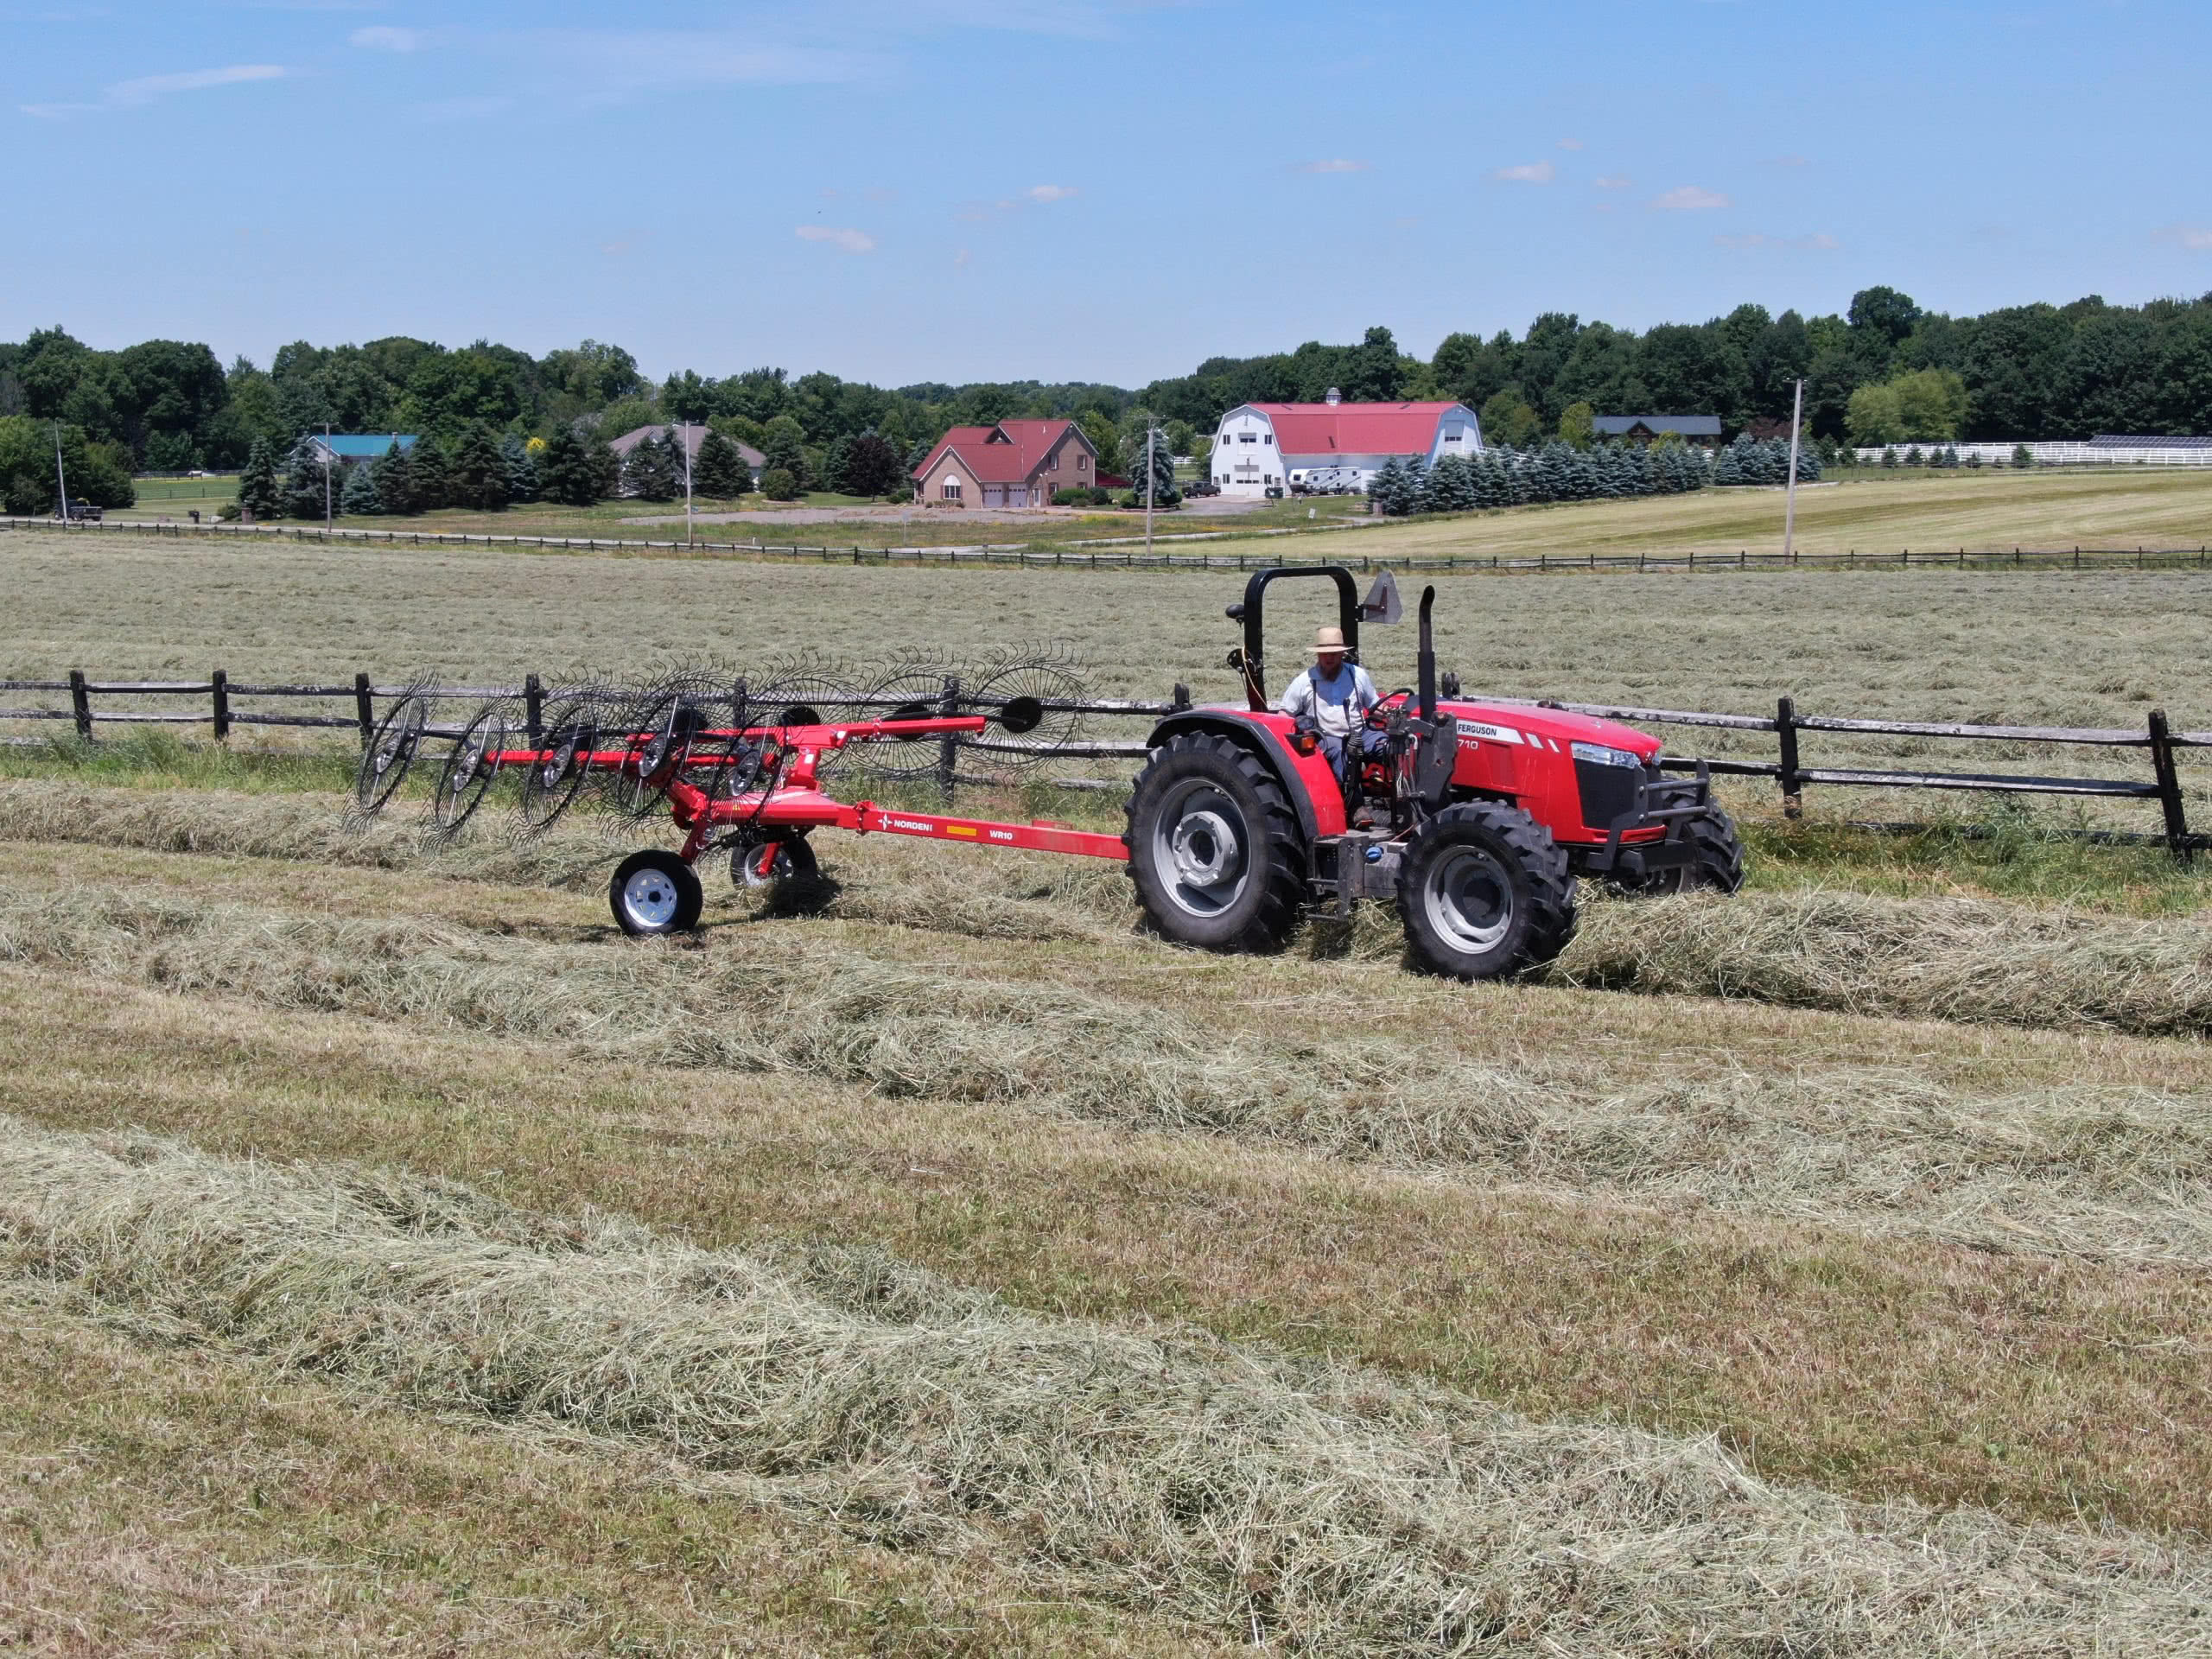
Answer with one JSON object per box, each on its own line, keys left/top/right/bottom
{"left": 910, "top": 418, "right": 1099, "bottom": 508}
{"left": 1210, "top": 388, "right": 1484, "bottom": 499}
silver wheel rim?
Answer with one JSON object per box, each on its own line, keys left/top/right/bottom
{"left": 738, "top": 843, "right": 789, "bottom": 888}
{"left": 1150, "top": 780, "right": 1249, "bottom": 918}
{"left": 1424, "top": 845, "right": 1516, "bottom": 952}
{"left": 621, "top": 866, "right": 682, "bottom": 929}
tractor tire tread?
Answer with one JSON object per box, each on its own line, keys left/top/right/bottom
{"left": 1395, "top": 799, "right": 1578, "bottom": 979}
{"left": 1124, "top": 731, "right": 1306, "bottom": 952}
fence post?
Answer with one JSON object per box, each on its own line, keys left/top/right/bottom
{"left": 67, "top": 669, "right": 92, "bottom": 741}
{"left": 937, "top": 674, "right": 961, "bottom": 804}
{"left": 211, "top": 668, "right": 231, "bottom": 741}
{"left": 2147, "top": 710, "right": 2193, "bottom": 865}
{"left": 354, "top": 672, "right": 374, "bottom": 744}
{"left": 524, "top": 672, "right": 543, "bottom": 744}
{"left": 1776, "top": 696, "right": 1802, "bottom": 819}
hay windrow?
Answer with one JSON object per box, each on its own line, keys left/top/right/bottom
{"left": 1556, "top": 887, "right": 2212, "bottom": 1038}
{"left": 8, "top": 881, "right": 2212, "bottom": 1264}
{"left": 6, "top": 1116, "right": 2211, "bottom": 1656}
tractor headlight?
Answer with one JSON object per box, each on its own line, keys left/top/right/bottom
{"left": 1571, "top": 741, "right": 1643, "bottom": 769}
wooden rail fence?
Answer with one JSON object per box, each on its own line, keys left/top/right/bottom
{"left": 4, "top": 515, "right": 2209, "bottom": 575}
{"left": 2, "top": 671, "right": 2203, "bottom": 860}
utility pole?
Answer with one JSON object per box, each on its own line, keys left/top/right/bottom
{"left": 1782, "top": 378, "right": 1804, "bottom": 562}
{"left": 53, "top": 421, "right": 69, "bottom": 527}
{"left": 682, "top": 423, "right": 696, "bottom": 548}
{"left": 323, "top": 423, "right": 334, "bottom": 532}
{"left": 1143, "top": 421, "right": 1155, "bottom": 559}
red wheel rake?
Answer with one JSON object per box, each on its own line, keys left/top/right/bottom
{"left": 351, "top": 665, "right": 1124, "bottom": 935}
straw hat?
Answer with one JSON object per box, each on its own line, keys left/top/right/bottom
{"left": 1307, "top": 626, "right": 1349, "bottom": 655}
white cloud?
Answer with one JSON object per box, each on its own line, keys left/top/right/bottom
{"left": 954, "top": 246, "right": 972, "bottom": 267}
{"left": 349, "top": 24, "right": 416, "bottom": 49}
{"left": 530, "top": 30, "right": 874, "bottom": 99}
{"left": 1294, "top": 158, "right": 1371, "bottom": 174}
{"left": 1024, "top": 183, "right": 1078, "bottom": 202}
{"left": 1491, "top": 161, "right": 1555, "bottom": 184}
{"left": 1593, "top": 175, "right": 1630, "bottom": 189}
{"left": 1556, "top": 137, "right": 1585, "bottom": 150}
{"left": 22, "top": 60, "right": 285, "bottom": 117}
{"left": 797, "top": 225, "right": 876, "bottom": 254}
{"left": 2158, "top": 226, "right": 2212, "bottom": 251}
{"left": 1715, "top": 232, "right": 1840, "bottom": 251}
{"left": 1652, "top": 185, "right": 1731, "bottom": 211}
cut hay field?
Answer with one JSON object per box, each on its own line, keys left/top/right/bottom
{"left": 96, "top": 460, "right": 2212, "bottom": 559}
{"left": 5, "top": 523, "right": 2212, "bottom": 1651}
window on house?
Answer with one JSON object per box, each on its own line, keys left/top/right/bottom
{"left": 1078, "top": 454, "right": 1088, "bottom": 468}
{"left": 942, "top": 480, "right": 963, "bottom": 500}
{"left": 1263, "top": 435, "right": 1274, "bottom": 445}
{"left": 1239, "top": 433, "right": 1256, "bottom": 443}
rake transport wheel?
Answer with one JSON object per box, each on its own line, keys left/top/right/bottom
{"left": 609, "top": 849, "right": 703, "bottom": 937}
{"left": 1395, "top": 801, "right": 1578, "bottom": 980}
{"left": 732, "top": 833, "right": 819, "bottom": 893}
{"left": 1621, "top": 805, "right": 1746, "bottom": 896}
{"left": 1124, "top": 733, "right": 1305, "bottom": 952}
{"left": 354, "top": 693, "right": 428, "bottom": 816}
{"left": 429, "top": 702, "right": 509, "bottom": 838}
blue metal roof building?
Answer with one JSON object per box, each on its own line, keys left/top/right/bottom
{"left": 307, "top": 434, "right": 418, "bottom": 463}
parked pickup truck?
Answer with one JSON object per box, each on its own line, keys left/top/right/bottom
{"left": 55, "top": 499, "right": 102, "bottom": 522}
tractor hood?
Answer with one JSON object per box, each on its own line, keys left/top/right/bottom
{"left": 1438, "top": 699, "right": 1662, "bottom": 762}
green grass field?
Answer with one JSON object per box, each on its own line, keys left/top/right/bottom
{"left": 5, "top": 512, "right": 2212, "bottom": 1650}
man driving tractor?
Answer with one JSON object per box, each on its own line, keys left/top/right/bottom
{"left": 1278, "top": 625, "right": 1382, "bottom": 794}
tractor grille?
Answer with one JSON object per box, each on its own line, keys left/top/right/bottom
{"left": 1573, "top": 759, "right": 1644, "bottom": 831}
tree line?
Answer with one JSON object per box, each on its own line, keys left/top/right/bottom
{"left": 3, "top": 282, "right": 2205, "bottom": 514}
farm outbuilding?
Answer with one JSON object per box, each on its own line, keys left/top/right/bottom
{"left": 1210, "top": 389, "right": 1484, "bottom": 498}
{"left": 1592, "top": 415, "right": 1723, "bottom": 448}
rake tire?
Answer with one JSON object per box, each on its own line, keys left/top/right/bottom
{"left": 610, "top": 849, "right": 703, "bottom": 938}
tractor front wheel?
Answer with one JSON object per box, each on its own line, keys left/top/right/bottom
{"left": 609, "top": 849, "right": 703, "bottom": 937}
{"left": 1124, "top": 733, "right": 1305, "bottom": 952}
{"left": 1623, "top": 805, "right": 1745, "bottom": 895}
{"left": 1396, "top": 801, "right": 1577, "bottom": 980}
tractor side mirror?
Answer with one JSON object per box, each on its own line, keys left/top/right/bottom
{"left": 1359, "top": 570, "right": 1402, "bottom": 625}
{"left": 1224, "top": 601, "right": 1247, "bottom": 620}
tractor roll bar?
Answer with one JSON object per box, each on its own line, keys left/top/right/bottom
{"left": 1224, "top": 564, "right": 1363, "bottom": 713}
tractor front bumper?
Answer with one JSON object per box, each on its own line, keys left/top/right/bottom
{"left": 1575, "top": 762, "right": 1714, "bottom": 879}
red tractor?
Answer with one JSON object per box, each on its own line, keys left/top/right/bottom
{"left": 1122, "top": 565, "right": 1743, "bottom": 978}
{"left": 350, "top": 565, "right": 1740, "bottom": 979}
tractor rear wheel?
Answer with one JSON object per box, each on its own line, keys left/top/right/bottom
{"left": 1396, "top": 801, "right": 1577, "bottom": 980}
{"left": 1125, "top": 733, "right": 1306, "bottom": 952}
{"left": 609, "top": 849, "right": 703, "bottom": 937}
{"left": 1624, "top": 806, "right": 1745, "bottom": 895}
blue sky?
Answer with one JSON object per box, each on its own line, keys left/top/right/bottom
{"left": 5, "top": 1, "right": 2209, "bottom": 389}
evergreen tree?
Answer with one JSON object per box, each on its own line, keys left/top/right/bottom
{"left": 1791, "top": 442, "right": 1823, "bottom": 484}
{"left": 1966, "top": 450, "right": 1983, "bottom": 470}
{"left": 283, "top": 437, "right": 331, "bottom": 519}
{"left": 760, "top": 415, "right": 806, "bottom": 486}
{"left": 623, "top": 432, "right": 679, "bottom": 501}
{"left": 843, "top": 433, "right": 902, "bottom": 498}
{"left": 1712, "top": 442, "right": 1744, "bottom": 486}
{"left": 1423, "top": 454, "right": 1478, "bottom": 512}
{"left": 452, "top": 425, "right": 509, "bottom": 510}
{"left": 2011, "top": 444, "right": 2034, "bottom": 469}
{"left": 339, "top": 456, "right": 382, "bottom": 515}
{"left": 1904, "top": 444, "right": 1923, "bottom": 467}
{"left": 694, "top": 429, "right": 747, "bottom": 497}
{"left": 818, "top": 433, "right": 856, "bottom": 496}
{"left": 373, "top": 441, "right": 415, "bottom": 515}
{"left": 1881, "top": 446, "right": 1900, "bottom": 468}
{"left": 500, "top": 434, "right": 539, "bottom": 504}
{"left": 1532, "top": 442, "right": 1571, "bottom": 502}
{"left": 538, "top": 429, "right": 601, "bottom": 507}
{"left": 1128, "top": 424, "right": 1180, "bottom": 505}
{"left": 410, "top": 436, "right": 450, "bottom": 509}
{"left": 234, "top": 437, "right": 283, "bottom": 521}
{"left": 1367, "top": 456, "right": 1408, "bottom": 514}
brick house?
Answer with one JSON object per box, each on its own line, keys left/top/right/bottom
{"left": 911, "top": 418, "right": 1098, "bottom": 507}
